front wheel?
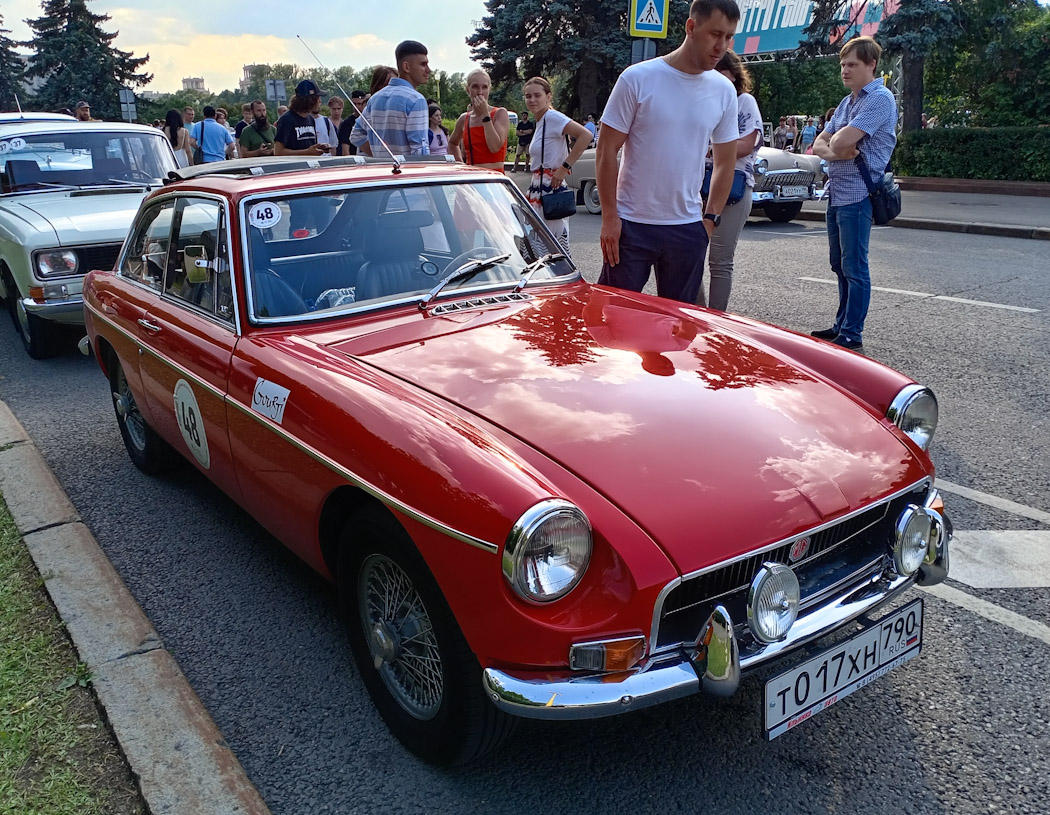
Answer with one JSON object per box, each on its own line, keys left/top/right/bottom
{"left": 109, "top": 353, "right": 179, "bottom": 474}
{"left": 763, "top": 201, "right": 804, "bottom": 223}
{"left": 3, "top": 270, "right": 61, "bottom": 359}
{"left": 338, "top": 506, "right": 515, "bottom": 764}
{"left": 582, "top": 180, "right": 602, "bottom": 214}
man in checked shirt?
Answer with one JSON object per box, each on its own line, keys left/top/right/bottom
{"left": 811, "top": 36, "right": 897, "bottom": 351}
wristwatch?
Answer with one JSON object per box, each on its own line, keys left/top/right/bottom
{"left": 561, "top": 161, "right": 573, "bottom": 171}
{"left": 703, "top": 212, "right": 721, "bottom": 227}
{"left": 482, "top": 115, "right": 492, "bottom": 123}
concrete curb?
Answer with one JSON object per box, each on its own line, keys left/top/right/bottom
{"left": 0, "top": 399, "right": 271, "bottom": 815}
{"left": 795, "top": 208, "right": 1050, "bottom": 241}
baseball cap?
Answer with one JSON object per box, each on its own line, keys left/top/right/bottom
{"left": 296, "top": 79, "right": 324, "bottom": 98}
{"left": 75, "top": 101, "right": 90, "bottom": 110}
{"left": 350, "top": 89, "right": 367, "bottom": 99}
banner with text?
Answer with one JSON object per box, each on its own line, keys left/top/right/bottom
{"left": 733, "top": 0, "right": 898, "bottom": 56}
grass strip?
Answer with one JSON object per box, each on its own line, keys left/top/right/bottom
{"left": 0, "top": 494, "right": 144, "bottom": 815}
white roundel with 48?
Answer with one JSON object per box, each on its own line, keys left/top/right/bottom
{"left": 173, "top": 379, "right": 210, "bottom": 469}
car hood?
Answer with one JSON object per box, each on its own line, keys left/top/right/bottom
{"left": 327, "top": 287, "right": 926, "bottom": 573}
{"left": 5, "top": 190, "right": 145, "bottom": 245}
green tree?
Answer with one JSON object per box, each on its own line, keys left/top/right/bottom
{"left": 0, "top": 14, "right": 24, "bottom": 111}
{"left": 24, "top": 0, "right": 152, "bottom": 120}
{"left": 749, "top": 57, "right": 847, "bottom": 124}
{"left": 468, "top": 0, "right": 691, "bottom": 119}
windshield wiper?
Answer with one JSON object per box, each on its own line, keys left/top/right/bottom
{"left": 418, "top": 253, "right": 512, "bottom": 311}
{"left": 514, "top": 252, "right": 568, "bottom": 292}
{"left": 103, "top": 178, "right": 151, "bottom": 189}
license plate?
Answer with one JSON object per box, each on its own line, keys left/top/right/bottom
{"left": 782, "top": 184, "right": 810, "bottom": 198}
{"left": 764, "top": 599, "right": 923, "bottom": 740}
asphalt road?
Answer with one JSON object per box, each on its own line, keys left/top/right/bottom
{"left": 2, "top": 215, "right": 1048, "bottom": 815}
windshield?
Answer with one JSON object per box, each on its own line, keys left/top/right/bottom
{"left": 0, "top": 130, "right": 176, "bottom": 192}
{"left": 245, "top": 179, "right": 575, "bottom": 321}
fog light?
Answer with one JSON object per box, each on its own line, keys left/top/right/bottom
{"left": 894, "top": 505, "right": 933, "bottom": 576}
{"left": 569, "top": 636, "right": 646, "bottom": 673}
{"left": 747, "top": 563, "right": 800, "bottom": 644}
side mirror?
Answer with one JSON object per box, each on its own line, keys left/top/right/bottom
{"left": 183, "top": 245, "right": 210, "bottom": 284}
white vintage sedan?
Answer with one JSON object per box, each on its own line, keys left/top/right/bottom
{"left": 0, "top": 117, "right": 177, "bottom": 357}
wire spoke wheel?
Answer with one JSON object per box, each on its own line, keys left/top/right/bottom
{"left": 358, "top": 553, "right": 443, "bottom": 720}
{"left": 113, "top": 363, "right": 147, "bottom": 453}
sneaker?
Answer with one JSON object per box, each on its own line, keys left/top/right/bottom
{"left": 810, "top": 328, "right": 839, "bottom": 340}
{"left": 831, "top": 335, "right": 864, "bottom": 350}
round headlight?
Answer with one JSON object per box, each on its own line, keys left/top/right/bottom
{"left": 887, "top": 385, "right": 938, "bottom": 451}
{"left": 502, "top": 500, "right": 591, "bottom": 603}
{"left": 35, "top": 249, "right": 79, "bottom": 276}
{"left": 747, "top": 563, "right": 800, "bottom": 643}
{"left": 756, "top": 157, "right": 769, "bottom": 175}
{"left": 894, "top": 505, "right": 932, "bottom": 576}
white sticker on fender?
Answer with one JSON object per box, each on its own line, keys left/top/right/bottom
{"left": 252, "top": 378, "right": 290, "bottom": 424}
{"left": 173, "top": 379, "right": 210, "bottom": 469}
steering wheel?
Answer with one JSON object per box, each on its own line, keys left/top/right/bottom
{"left": 443, "top": 246, "right": 506, "bottom": 277}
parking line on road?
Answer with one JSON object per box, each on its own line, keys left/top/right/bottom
{"left": 936, "top": 479, "right": 1050, "bottom": 525}
{"left": 919, "top": 583, "right": 1050, "bottom": 648}
{"left": 799, "top": 277, "right": 1040, "bottom": 313}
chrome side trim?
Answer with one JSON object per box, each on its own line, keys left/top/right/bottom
{"left": 648, "top": 475, "right": 932, "bottom": 652}
{"left": 87, "top": 305, "right": 500, "bottom": 554}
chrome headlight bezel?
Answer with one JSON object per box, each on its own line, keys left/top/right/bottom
{"left": 746, "top": 562, "right": 800, "bottom": 644}
{"left": 755, "top": 157, "right": 769, "bottom": 175}
{"left": 502, "top": 499, "right": 592, "bottom": 604}
{"left": 893, "top": 504, "right": 934, "bottom": 576}
{"left": 887, "top": 384, "right": 938, "bottom": 451}
{"left": 34, "top": 249, "right": 79, "bottom": 278}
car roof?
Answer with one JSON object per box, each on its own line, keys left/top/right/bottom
{"left": 0, "top": 111, "right": 76, "bottom": 122}
{"left": 0, "top": 120, "right": 163, "bottom": 137}
{"left": 157, "top": 155, "right": 505, "bottom": 201}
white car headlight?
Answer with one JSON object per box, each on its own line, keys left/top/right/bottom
{"left": 503, "top": 500, "right": 591, "bottom": 603}
{"left": 887, "top": 385, "right": 938, "bottom": 451}
{"left": 35, "top": 249, "right": 79, "bottom": 277}
{"left": 893, "top": 505, "right": 934, "bottom": 576}
{"left": 747, "top": 563, "right": 800, "bottom": 643}
{"left": 755, "top": 157, "right": 769, "bottom": 175}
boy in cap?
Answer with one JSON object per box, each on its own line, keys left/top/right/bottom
{"left": 274, "top": 79, "right": 329, "bottom": 157}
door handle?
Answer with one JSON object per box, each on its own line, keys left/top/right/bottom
{"left": 137, "top": 318, "right": 161, "bottom": 333}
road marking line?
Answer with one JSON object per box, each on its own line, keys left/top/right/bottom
{"left": 948, "top": 530, "right": 1050, "bottom": 588}
{"left": 919, "top": 583, "right": 1050, "bottom": 648}
{"left": 799, "top": 277, "right": 1041, "bottom": 313}
{"left": 936, "top": 479, "right": 1050, "bottom": 525}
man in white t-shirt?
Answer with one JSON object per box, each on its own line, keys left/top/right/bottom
{"left": 596, "top": 0, "right": 741, "bottom": 303}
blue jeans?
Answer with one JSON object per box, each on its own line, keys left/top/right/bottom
{"left": 826, "top": 197, "right": 872, "bottom": 342}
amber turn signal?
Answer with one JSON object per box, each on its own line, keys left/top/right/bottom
{"left": 569, "top": 635, "right": 646, "bottom": 673}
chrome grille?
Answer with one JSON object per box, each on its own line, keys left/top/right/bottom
{"left": 754, "top": 170, "right": 815, "bottom": 192}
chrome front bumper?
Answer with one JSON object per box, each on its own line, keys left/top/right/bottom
{"left": 22, "top": 294, "right": 85, "bottom": 324}
{"left": 483, "top": 492, "right": 951, "bottom": 721}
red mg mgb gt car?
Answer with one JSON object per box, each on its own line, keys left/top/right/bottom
{"left": 82, "top": 155, "right": 950, "bottom": 764}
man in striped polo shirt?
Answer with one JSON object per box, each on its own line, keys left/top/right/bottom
{"left": 811, "top": 35, "right": 897, "bottom": 351}
{"left": 350, "top": 41, "right": 431, "bottom": 158}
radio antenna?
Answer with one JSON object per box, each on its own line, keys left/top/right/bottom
{"left": 296, "top": 34, "right": 403, "bottom": 173}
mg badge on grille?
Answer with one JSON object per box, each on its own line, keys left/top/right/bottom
{"left": 788, "top": 536, "right": 811, "bottom": 564}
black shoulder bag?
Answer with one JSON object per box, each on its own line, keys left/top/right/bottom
{"left": 537, "top": 118, "right": 576, "bottom": 220}
{"left": 855, "top": 150, "right": 901, "bottom": 225}
{"left": 193, "top": 117, "right": 206, "bottom": 165}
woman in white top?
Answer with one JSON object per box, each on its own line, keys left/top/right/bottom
{"left": 700, "top": 51, "right": 763, "bottom": 312}
{"left": 522, "top": 76, "right": 592, "bottom": 256}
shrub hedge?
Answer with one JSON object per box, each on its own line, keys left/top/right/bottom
{"left": 895, "top": 127, "right": 1050, "bottom": 182}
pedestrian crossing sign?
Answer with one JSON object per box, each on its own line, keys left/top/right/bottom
{"left": 630, "top": 0, "right": 669, "bottom": 38}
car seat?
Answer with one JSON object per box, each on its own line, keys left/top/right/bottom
{"left": 5, "top": 160, "right": 44, "bottom": 187}
{"left": 355, "top": 210, "right": 435, "bottom": 301}
{"left": 249, "top": 228, "right": 308, "bottom": 318}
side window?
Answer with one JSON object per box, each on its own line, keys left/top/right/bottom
{"left": 164, "top": 198, "right": 232, "bottom": 323}
{"left": 121, "top": 201, "right": 174, "bottom": 291}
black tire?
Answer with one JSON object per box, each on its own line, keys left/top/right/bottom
{"left": 3, "top": 269, "right": 62, "bottom": 359}
{"left": 108, "top": 352, "right": 179, "bottom": 474}
{"left": 582, "top": 180, "right": 602, "bottom": 215}
{"left": 763, "top": 201, "right": 804, "bottom": 223}
{"left": 338, "top": 506, "right": 516, "bottom": 764}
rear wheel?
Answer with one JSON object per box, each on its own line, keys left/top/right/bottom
{"left": 582, "top": 180, "right": 602, "bottom": 214}
{"left": 109, "top": 352, "right": 179, "bottom": 474}
{"left": 763, "top": 201, "right": 804, "bottom": 223}
{"left": 338, "top": 506, "right": 515, "bottom": 764}
{"left": 3, "top": 269, "right": 61, "bottom": 359}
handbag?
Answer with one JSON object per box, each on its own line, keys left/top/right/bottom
{"left": 701, "top": 165, "right": 748, "bottom": 206}
{"left": 855, "top": 151, "right": 901, "bottom": 225}
{"left": 192, "top": 117, "right": 206, "bottom": 165}
{"left": 537, "top": 118, "right": 576, "bottom": 220}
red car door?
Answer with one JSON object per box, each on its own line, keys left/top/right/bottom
{"left": 137, "top": 196, "right": 243, "bottom": 504}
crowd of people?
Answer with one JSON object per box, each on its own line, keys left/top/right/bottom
{"left": 65, "top": 3, "right": 895, "bottom": 350}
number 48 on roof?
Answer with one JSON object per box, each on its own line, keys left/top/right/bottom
{"left": 629, "top": 0, "right": 670, "bottom": 38}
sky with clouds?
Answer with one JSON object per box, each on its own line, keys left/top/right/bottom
{"left": 4, "top": 0, "right": 490, "bottom": 93}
